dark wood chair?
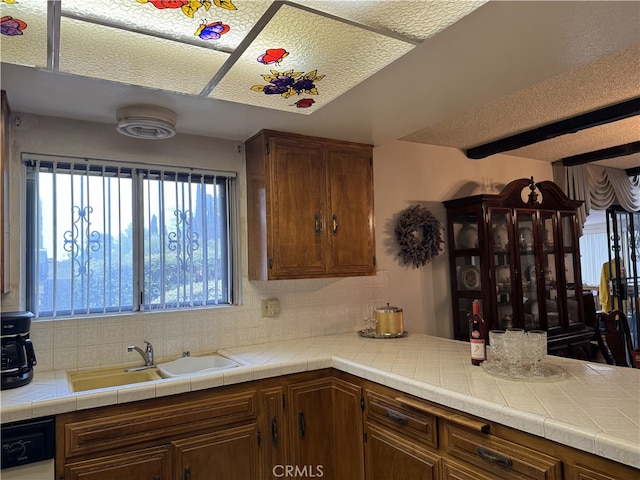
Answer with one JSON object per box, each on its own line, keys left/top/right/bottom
{"left": 594, "top": 310, "right": 634, "bottom": 367}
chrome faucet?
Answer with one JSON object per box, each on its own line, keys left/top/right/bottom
{"left": 128, "top": 340, "right": 154, "bottom": 367}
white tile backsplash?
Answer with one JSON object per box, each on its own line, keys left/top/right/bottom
{"left": 29, "top": 273, "right": 389, "bottom": 372}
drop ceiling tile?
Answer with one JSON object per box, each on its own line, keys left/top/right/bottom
{"left": 59, "top": 16, "right": 229, "bottom": 95}
{"left": 209, "top": 3, "right": 414, "bottom": 113}
{"left": 294, "top": 0, "right": 489, "bottom": 43}
{"left": 61, "top": 0, "right": 273, "bottom": 52}
{"left": 0, "top": 0, "right": 48, "bottom": 68}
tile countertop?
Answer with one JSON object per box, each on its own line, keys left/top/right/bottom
{"left": 1, "top": 333, "right": 639, "bottom": 469}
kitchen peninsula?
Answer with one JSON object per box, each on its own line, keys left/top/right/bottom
{"left": 2, "top": 333, "right": 638, "bottom": 478}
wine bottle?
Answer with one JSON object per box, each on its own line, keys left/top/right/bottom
{"left": 469, "top": 300, "right": 487, "bottom": 365}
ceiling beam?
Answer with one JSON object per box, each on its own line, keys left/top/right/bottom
{"left": 465, "top": 97, "right": 640, "bottom": 159}
{"left": 561, "top": 141, "right": 640, "bottom": 166}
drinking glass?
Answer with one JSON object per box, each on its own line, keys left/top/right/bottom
{"left": 527, "top": 330, "right": 547, "bottom": 373}
{"left": 521, "top": 333, "right": 538, "bottom": 374}
{"left": 504, "top": 328, "right": 525, "bottom": 374}
{"left": 363, "top": 305, "right": 376, "bottom": 334}
{"left": 488, "top": 330, "right": 506, "bottom": 367}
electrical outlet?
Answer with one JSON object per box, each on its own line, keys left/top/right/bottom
{"left": 261, "top": 298, "right": 281, "bottom": 317}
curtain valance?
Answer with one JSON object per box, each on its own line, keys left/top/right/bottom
{"left": 553, "top": 164, "right": 640, "bottom": 235}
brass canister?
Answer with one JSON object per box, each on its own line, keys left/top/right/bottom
{"left": 375, "top": 304, "right": 404, "bottom": 335}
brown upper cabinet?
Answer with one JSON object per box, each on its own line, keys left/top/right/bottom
{"left": 1, "top": 91, "right": 10, "bottom": 293}
{"left": 245, "top": 130, "right": 376, "bottom": 280}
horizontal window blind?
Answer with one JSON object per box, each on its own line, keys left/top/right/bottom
{"left": 24, "top": 154, "right": 236, "bottom": 318}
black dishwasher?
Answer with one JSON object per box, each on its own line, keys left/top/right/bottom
{"left": 1, "top": 416, "right": 55, "bottom": 475}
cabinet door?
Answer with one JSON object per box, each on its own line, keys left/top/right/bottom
{"left": 173, "top": 424, "right": 259, "bottom": 480}
{"left": 1, "top": 91, "right": 9, "bottom": 292}
{"left": 326, "top": 143, "right": 375, "bottom": 275}
{"left": 490, "top": 209, "right": 516, "bottom": 330}
{"left": 269, "top": 138, "right": 327, "bottom": 278}
{"left": 287, "top": 377, "right": 364, "bottom": 479}
{"left": 365, "top": 423, "right": 440, "bottom": 480}
{"left": 288, "top": 378, "right": 334, "bottom": 477}
{"left": 331, "top": 377, "right": 365, "bottom": 480}
{"left": 63, "top": 446, "right": 171, "bottom": 480}
{"left": 260, "top": 387, "right": 286, "bottom": 479}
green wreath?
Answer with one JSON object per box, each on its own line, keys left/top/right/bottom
{"left": 395, "top": 205, "right": 444, "bottom": 268}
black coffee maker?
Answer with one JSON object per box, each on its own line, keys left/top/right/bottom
{"left": 1, "top": 311, "right": 37, "bottom": 390}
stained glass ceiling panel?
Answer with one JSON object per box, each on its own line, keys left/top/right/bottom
{"left": 0, "top": 0, "right": 48, "bottom": 68}
{"left": 60, "top": 0, "right": 274, "bottom": 53}
{"left": 1, "top": 0, "right": 488, "bottom": 115}
{"left": 209, "top": 3, "right": 414, "bottom": 112}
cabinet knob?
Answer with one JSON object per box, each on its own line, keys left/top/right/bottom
{"left": 315, "top": 214, "right": 322, "bottom": 235}
{"left": 332, "top": 214, "right": 338, "bottom": 235}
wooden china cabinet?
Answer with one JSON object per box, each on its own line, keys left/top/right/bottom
{"left": 443, "top": 177, "right": 594, "bottom": 359}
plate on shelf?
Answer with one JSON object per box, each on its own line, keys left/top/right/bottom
{"left": 460, "top": 265, "right": 481, "bottom": 290}
{"left": 519, "top": 227, "right": 534, "bottom": 251}
{"left": 493, "top": 225, "right": 509, "bottom": 251}
{"left": 457, "top": 225, "right": 478, "bottom": 249}
{"left": 495, "top": 265, "right": 511, "bottom": 284}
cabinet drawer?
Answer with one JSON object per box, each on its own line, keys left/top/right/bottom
{"left": 365, "top": 390, "right": 437, "bottom": 449}
{"left": 62, "top": 390, "right": 257, "bottom": 458}
{"left": 444, "top": 423, "right": 562, "bottom": 480}
{"left": 63, "top": 445, "right": 172, "bottom": 480}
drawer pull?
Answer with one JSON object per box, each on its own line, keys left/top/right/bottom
{"left": 476, "top": 447, "right": 513, "bottom": 468}
{"left": 385, "top": 409, "right": 408, "bottom": 425}
{"left": 299, "top": 411, "right": 305, "bottom": 439}
{"left": 395, "top": 396, "right": 490, "bottom": 433}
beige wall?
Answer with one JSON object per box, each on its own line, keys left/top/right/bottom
{"left": 1, "top": 114, "right": 387, "bottom": 372}
{"left": 1, "top": 114, "right": 554, "bottom": 371}
{"left": 373, "top": 140, "right": 553, "bottom": 337}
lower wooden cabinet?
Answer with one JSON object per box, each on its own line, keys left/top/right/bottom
{"left": 259, "top": 386, "right": 286, "bottom": 479}
{"left": 365, "top": 422, "right": 441, "bottom": 480}
{"left": 287, "top": 376, "right": 364, "bottom": 480}
{"left": 55, "top": 369, "right": 638, "bottom": 480}
{"left": 173, "top": 424, "right": 259, "bottom": 480}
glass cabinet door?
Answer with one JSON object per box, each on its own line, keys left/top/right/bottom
{"left": 560, "top": 212, "right": 581, "bottom": 326}
{"left": 516, "top": 212, "right": 538, "bottom": 329}
{"left": 451, "top": 214, "right": 481, "bottom": 336}
{"left": 540, "top": 212, "right": 560, "bottom": 329}
{"left": 491, "top": 211, "right": 514, "bottom": 329}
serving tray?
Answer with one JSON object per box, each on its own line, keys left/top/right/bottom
{"left": 358, "top": 330, "right": 408, "bottom": 339}
{"left": 481, "top": 361, "right": 566, "bottom": 381}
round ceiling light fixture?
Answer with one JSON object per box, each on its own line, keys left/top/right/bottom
{"left": 115, "top": 105, "right": 177, "bottom": 140}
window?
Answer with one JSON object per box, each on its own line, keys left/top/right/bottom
{"left": 25, "top": 155, "right": 237, "bottom": 318}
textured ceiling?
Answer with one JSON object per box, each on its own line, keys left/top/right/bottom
{"left": 1, "top": 1, "right": 639, "bottom": 170}
{"left": 402, "top": 45, "right": 640, "bottom": 170}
